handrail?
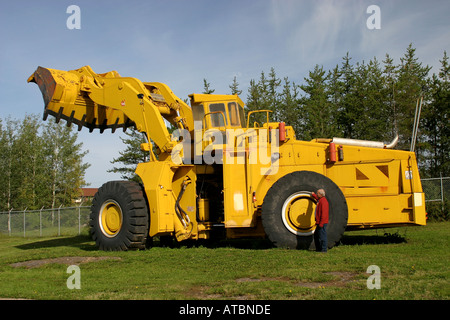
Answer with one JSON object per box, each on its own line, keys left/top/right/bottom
{"left": 246, "top": 110, "right": 272, "bottom": 128}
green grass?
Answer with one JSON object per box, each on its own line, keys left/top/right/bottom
{"left": 0, "top": 222, "right": 448, "bottom": 300}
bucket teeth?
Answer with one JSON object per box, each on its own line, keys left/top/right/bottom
{"left": 28, "top": 65, "right": 132, "bottom": 133}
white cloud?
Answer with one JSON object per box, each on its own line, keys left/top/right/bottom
{"left": 266, "top": 0, "right": 368, "bottom": 78}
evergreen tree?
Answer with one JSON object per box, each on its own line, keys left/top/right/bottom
{"left": 368, "top": 57, "right": 393, "bottom": 141}
{"left": 246, "top": 68, "right": 281, "bottom": 126}
{"left": 246, "top": 78, "right": 266, "bottom": 126}
{"left": 347, "top": 60, "right": 368, "bottom": 139}
{"left": 327, "top": 64, "right": 344, "bottom": 138}
{"left": 395, "top": 44, "right": 431, "bottom": 150}
{"left": 202, "top": 79, "right": 215, "bottom": 94}
{"left": 278, "top": 77, "right": 301, "bottom": 134}
{"left": 337, "top": 52, "right": 358, "bottom": 138}
{"left": 267, "top": 68, "right": 282, "bottom": 121}
{"left": 229, "top": 76, "right": 242, "bottom": 95}
{"left": 351, "top": 58, "right": 390, "bottom": 141}
{"left": 299, "top": 64, "right": 337, "bottom": 140}
{"left": 382, "top": 53, "right": 398, "bottom": 137}
{"left": 423, "top": 51, "right": 450, "bottom": 176}
{"left": 108, "top": 129, "right": 148, "bottom": 182}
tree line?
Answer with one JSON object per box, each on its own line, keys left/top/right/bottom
{"left": 0, "top": 115, "right": 89, "bottom": 212}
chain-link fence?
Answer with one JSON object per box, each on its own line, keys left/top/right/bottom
{"left": 0, "top": 206, "right": 91, "bottom": 237}
{"left": 422, "top": 175, "right": 449, "bottom": 206}
{"left": 421, "top": 175, "right": 449, "bottom": 220}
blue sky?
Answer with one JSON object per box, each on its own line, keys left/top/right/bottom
{"left": 1, "top": 0, "right": 449, "bottom": 187}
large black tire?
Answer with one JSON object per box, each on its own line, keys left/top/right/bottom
{"left": 90, "top": 181, "right": 150, "bottom": 251}
{"left": 261, "top": 171, "right": 348, "bottom": 250}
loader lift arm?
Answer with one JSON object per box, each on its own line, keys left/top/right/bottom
{"left": 27, "top": 65, "right": 194, "bottom": 155}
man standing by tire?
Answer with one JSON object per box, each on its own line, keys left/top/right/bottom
{"left": 312, "top": 189, "right": 329, "bottom": 252}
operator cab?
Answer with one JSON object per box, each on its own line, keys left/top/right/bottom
{"left": 189, "top": 94, "right": 245, "bottom": 130}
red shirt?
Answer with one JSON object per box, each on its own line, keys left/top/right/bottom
{"left": 312, "top": 194, "right": 329, "bottom": 227}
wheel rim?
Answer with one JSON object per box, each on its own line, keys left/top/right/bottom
{"left": 281, "top": 192, "right": 316, "bottom": 236}
{"left": 99, "top": 200, "right": 123, "bottom": 238}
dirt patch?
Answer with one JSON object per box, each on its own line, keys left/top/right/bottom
{"left": 187, "top": 272, "right": 361, "bottom": 299}
{"left": 235, "top": 273, "right": 359, "bottom": 288}
{"left": 235, "top": 272, "right": 360, "bottom": 289}
{"left": 187, "top": 285, "right": 223, "bottom": 300}
{"left": 9, "top": 256, "right": 121, "bottom": 269}
{"left": 296, "top": 271, "right": 359, "bottom": 288}
{"left": 235, "top": 276, "right": 291, "bottom": 283}
{"left": 324, "top": 271, "right": 358, "bottom": 282}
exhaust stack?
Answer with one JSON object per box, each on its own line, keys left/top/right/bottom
{"left": 331, "top": 135, "right": 399, "bottom": 149}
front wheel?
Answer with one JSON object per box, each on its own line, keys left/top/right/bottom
{"left": 261, "top": 171, "right": 348, "bottom": 250}
{"left": 90, "top": 181, "right": 150, "bottom": 251}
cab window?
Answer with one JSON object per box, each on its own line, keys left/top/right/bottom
{"left": 238, "top": 105, "right": 245, "bottom": 128}
{"left": 227, "top": 102, "right": 241, "bottom": 127}
{"left": 209, "top": 103, "right": 227, "bottom": 127}
{"left": 192, "top": 104, "right": 205, "bottom": 123}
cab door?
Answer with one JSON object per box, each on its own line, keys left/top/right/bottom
{"left": 222, "top": 102, "right": 253, "bottom": 228}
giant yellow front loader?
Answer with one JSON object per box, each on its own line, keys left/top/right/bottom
{"left": 28, "top": 66, "right": 427, "bottom": 250}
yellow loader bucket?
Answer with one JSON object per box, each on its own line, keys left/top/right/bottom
{"left": 28, "top": 66, "right": 133, "bottom": 132}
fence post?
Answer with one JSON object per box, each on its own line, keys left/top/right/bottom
{"left": 39, "top": 206, "right": 44, "bottom": 237}
{"left": 58, "top": 205, "right": 62, "bottom": 236}
{"left": 23, "top": 207, "right": 27, "bottom": 238}
{"left": 8, "top": 208, "right": 12, "bottom": 236}
{"left": 78, "top": 203, "right": 82, "bottom": 235}
{"left": 440, "top": 172, "right": 444, "bottom": 212}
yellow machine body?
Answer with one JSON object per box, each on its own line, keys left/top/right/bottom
{"left": 28, "top": 66, "right": 426, "bottom": 249}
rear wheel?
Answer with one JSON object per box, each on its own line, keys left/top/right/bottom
{"left": 261, "top": 171, "right": 348, "bottom": 250}
{"left": 90, "top": 181, "right": 150, "bottom": 251}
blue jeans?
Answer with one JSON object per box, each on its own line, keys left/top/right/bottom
{"left": 315, "top": 224, "right": 328, "bottom": 252}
